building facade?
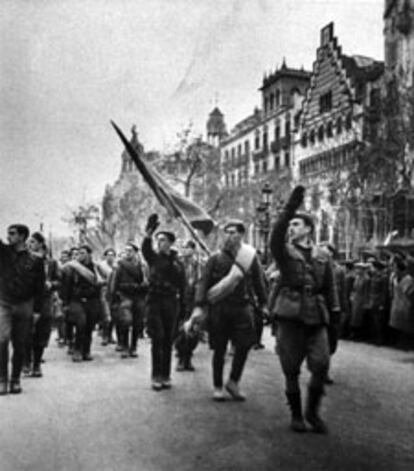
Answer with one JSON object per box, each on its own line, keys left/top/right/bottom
{"left": 220, "top": 62, "right": 311, "bottom": 192}
{"left": 294, "top": 22, "right": 384, "bottom": 255}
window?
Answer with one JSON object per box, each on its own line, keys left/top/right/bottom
{"left": 345, "top": 113, "right": 352, "bottom": 130}
{"left": 310, "top": 129, "right": 315, "bottom": 144}
{"left": 231, "top": 174, "right": 235, "bottom": 187}
{"left": 319, "top": 91, "right": 332, "bottom": 113}
{"left": 276, "top": 89, "right": 281, "bottom": 106}
{"left": 254, "top": 163, "right": 259, "bottom": 174}
{"left": 231, "top": 148, "right": 235, "bottom": 166}
{"left": 274, "top": 125, "right": 280, "bottom": 142}
{"left": 327, "top": 121, "right": 333, "bottom": 138}
{"left": 255, "top": 131, "right": 260, "bottom": 150}
{"left": 318, "top": 125, "right": 325, "bottom": 142}
{"left": 270, "top": 93, "right": 275, "bottom": 110}
{"left": 263, "top": 160, "right": 268, "bottom": 173}
{"left": 285, "top": 119, "right": 291, "bottom": 137}
{"left": 336, "top": 117, "right": 342, "bottom": 135}
{"left": 237, "top": 144, "right": 242, "bottom": 156}
{"left": 263, "top": 126, "right": 268, "bottom": 150}
{"left": 274, "top": 156, "right": 280, "bottom": 171}
{"left": 285, "top": 152, "right": 290, "bottom": 167}
{"left": 244, "top": 140, "right": 250, "bottom": 155}
{"left": 301, "top": 133, "right": 308, "bottom": 147}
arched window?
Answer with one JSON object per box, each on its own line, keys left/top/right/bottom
{"left": 255, "top": 130, "right": 261, "bottom": 150}
{"left": 310, "top": 129, "right": 316, "bottom": 144}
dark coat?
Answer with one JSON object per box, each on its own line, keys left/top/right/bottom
{"left": 112, "top": 259, "right": 146, "bottom": 298}
{"left": 0, "top": 241, "right": 45, "bottom": 312}
{"left": 142, "top": 236, "right": 186, "bottom": 312}
{"left": 269, "top": 210, "right": 339, "bottom": 325}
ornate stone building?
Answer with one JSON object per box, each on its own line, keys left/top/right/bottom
{"left": 220, "top": 62, "right": 311, "bottom": 192}
{"left": 294, "top": 22, "right": 384, "bottom": 255}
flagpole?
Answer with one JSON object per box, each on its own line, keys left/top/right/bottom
{"left": 111, "top": 121, "right": 211, "bottom": 255}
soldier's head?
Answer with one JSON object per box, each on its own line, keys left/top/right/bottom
{"left": 70, "top": 247, "right": 79, "bottom": 260}
{"left": 104, "top": 248, "right": 116, "bottom": 265}
{"left": 156, "top": 231, "right": 175, "bottom": 255}
{"left": 223, "top": 220, "right": 245, "bottom": 250}
{"left": 28, "top": 231, "right": 47, "bottom": 253}
{"left": 7, "top": 224, "right": 30, "bottom": 247}
{"left": 183, "top": 240, "right": 196, "bottom": 257}
{"left": 124, "top": 243, "right": 138, "bottom": 261}
{"left": 288, "top": 212, "right": 314, "bottom": 244}
{"left": 78, "top": 245, "right": 92, "bottom": 263}
{"left": 60, "top": 250, "right": 70, "bottom": 264}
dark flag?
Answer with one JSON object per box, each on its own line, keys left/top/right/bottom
{"left": 111, "top": 121, "right": 214, "bottom": 253}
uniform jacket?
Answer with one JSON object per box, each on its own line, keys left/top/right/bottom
{"left": 0, "top": 241, "right": 45, "bottom": 311}
{"left": 269, "top": 209, "right": 339, "bottom": 325}
{"left": 194, "top": 248, "right": 267, "bottom": 308}
{"left": 142, "top": 236, "right": 186, "bottom": 310}
{"left": 112, "top": 259, "right": 146, "bottom": 298}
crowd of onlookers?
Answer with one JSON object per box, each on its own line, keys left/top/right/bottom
{"left": 266, "top": 245, "right": 414, "bottom": 351}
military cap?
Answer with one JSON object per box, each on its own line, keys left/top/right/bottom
{"left": 156, "top": 231, "right": 176, "bottom": 243}
{"left": 292, "top": 211, "right": 315, "bottom": 231}
{"left": 125, "top": 242, "right": 139, "bottom": 252}
{"left": 223, "top": 219, "right": 246, "bottom": 234}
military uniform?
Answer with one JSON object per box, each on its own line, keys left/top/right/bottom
{"left": 270, "top": 187, "right": 339, "bottom": 433}
{"left": 61, "top": 261, "right": 102, "bottom": 361}
{"left": 111, "top": 259, "right": 146, "bottom": 357}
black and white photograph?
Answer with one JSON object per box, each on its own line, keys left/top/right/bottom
{"left": 1, "top": 1, "right": 413, "bottom": 470}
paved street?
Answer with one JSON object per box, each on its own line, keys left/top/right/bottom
{"left": 1, "top": 329, "right": 413, "bottom": 471}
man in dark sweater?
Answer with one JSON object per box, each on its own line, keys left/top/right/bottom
{"left": 142, "top": 215, "right": 186, "bottom": 391}
{"left": 0, "top": 224, "right": 45, "bottom": 395}
{"left": 186, "top": 220, "right": 268, "bottom": 402}
{"left": 270, "top": 187, "right": 339, "bottom": 434}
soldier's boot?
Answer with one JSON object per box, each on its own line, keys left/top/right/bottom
{"left": 9, "top": 378, "right": 22, "bottom": 394}
{"left": 305, "top": 387, "right": 328, "bottom": 434}
{"left": 176, "top": 358, "right": 186, "bottom": 372}
{"left": 286, "top": 392, "right": 307, "bottom": 433}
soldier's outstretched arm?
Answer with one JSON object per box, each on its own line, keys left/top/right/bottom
{"left": 270, "top": 185, "right": 305, "bottom": 263}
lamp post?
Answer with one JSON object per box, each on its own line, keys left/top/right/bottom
{"left": 255, "top": 182, "right": 273, "bottom": 265}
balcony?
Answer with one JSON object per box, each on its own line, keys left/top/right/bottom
{"left": 270, "top": 135, "right": 291, "bottom": 154}
{"left": 252, "top": 149, "right": 268, "bottom": 162}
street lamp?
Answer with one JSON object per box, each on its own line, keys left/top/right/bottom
{"left": 255, "top": 182, "right": 273, "bottom": 265}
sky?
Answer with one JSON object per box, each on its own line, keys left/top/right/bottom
{"left": 0, "top": 0, "right": 384, "bottom": 236}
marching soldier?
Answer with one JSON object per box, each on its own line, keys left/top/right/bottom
{"left": 61, "top": 245, "right": 103, "bottom": 362}
{"left": 142, "top": 214, "right": 186, "bottom": 391}
{"left": 185, "top": 219, "right": 268, "bottom": 401}
{"left": 0, "top": 224, "right": 45, "bottom": 395}
{"left": 24, "top": 232, "right": 61, "bottom": 377}
{"left": 111, "top": 243, "right": 146, "bottom": 358}
{"left": 270, "top": 186, "right": 339, "bottom": 434}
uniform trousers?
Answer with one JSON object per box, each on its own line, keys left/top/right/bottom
{"left": 68, "top": 298, "right": 101, "bottom": 356}
{"left": 276, "top": 321, "right": 330, "bottom": 393}
{"left": 0, "top": 299, "right": 33, "bottom": 381}
{"left": 146, "top": 296, "right": 178, "bottom": 381}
